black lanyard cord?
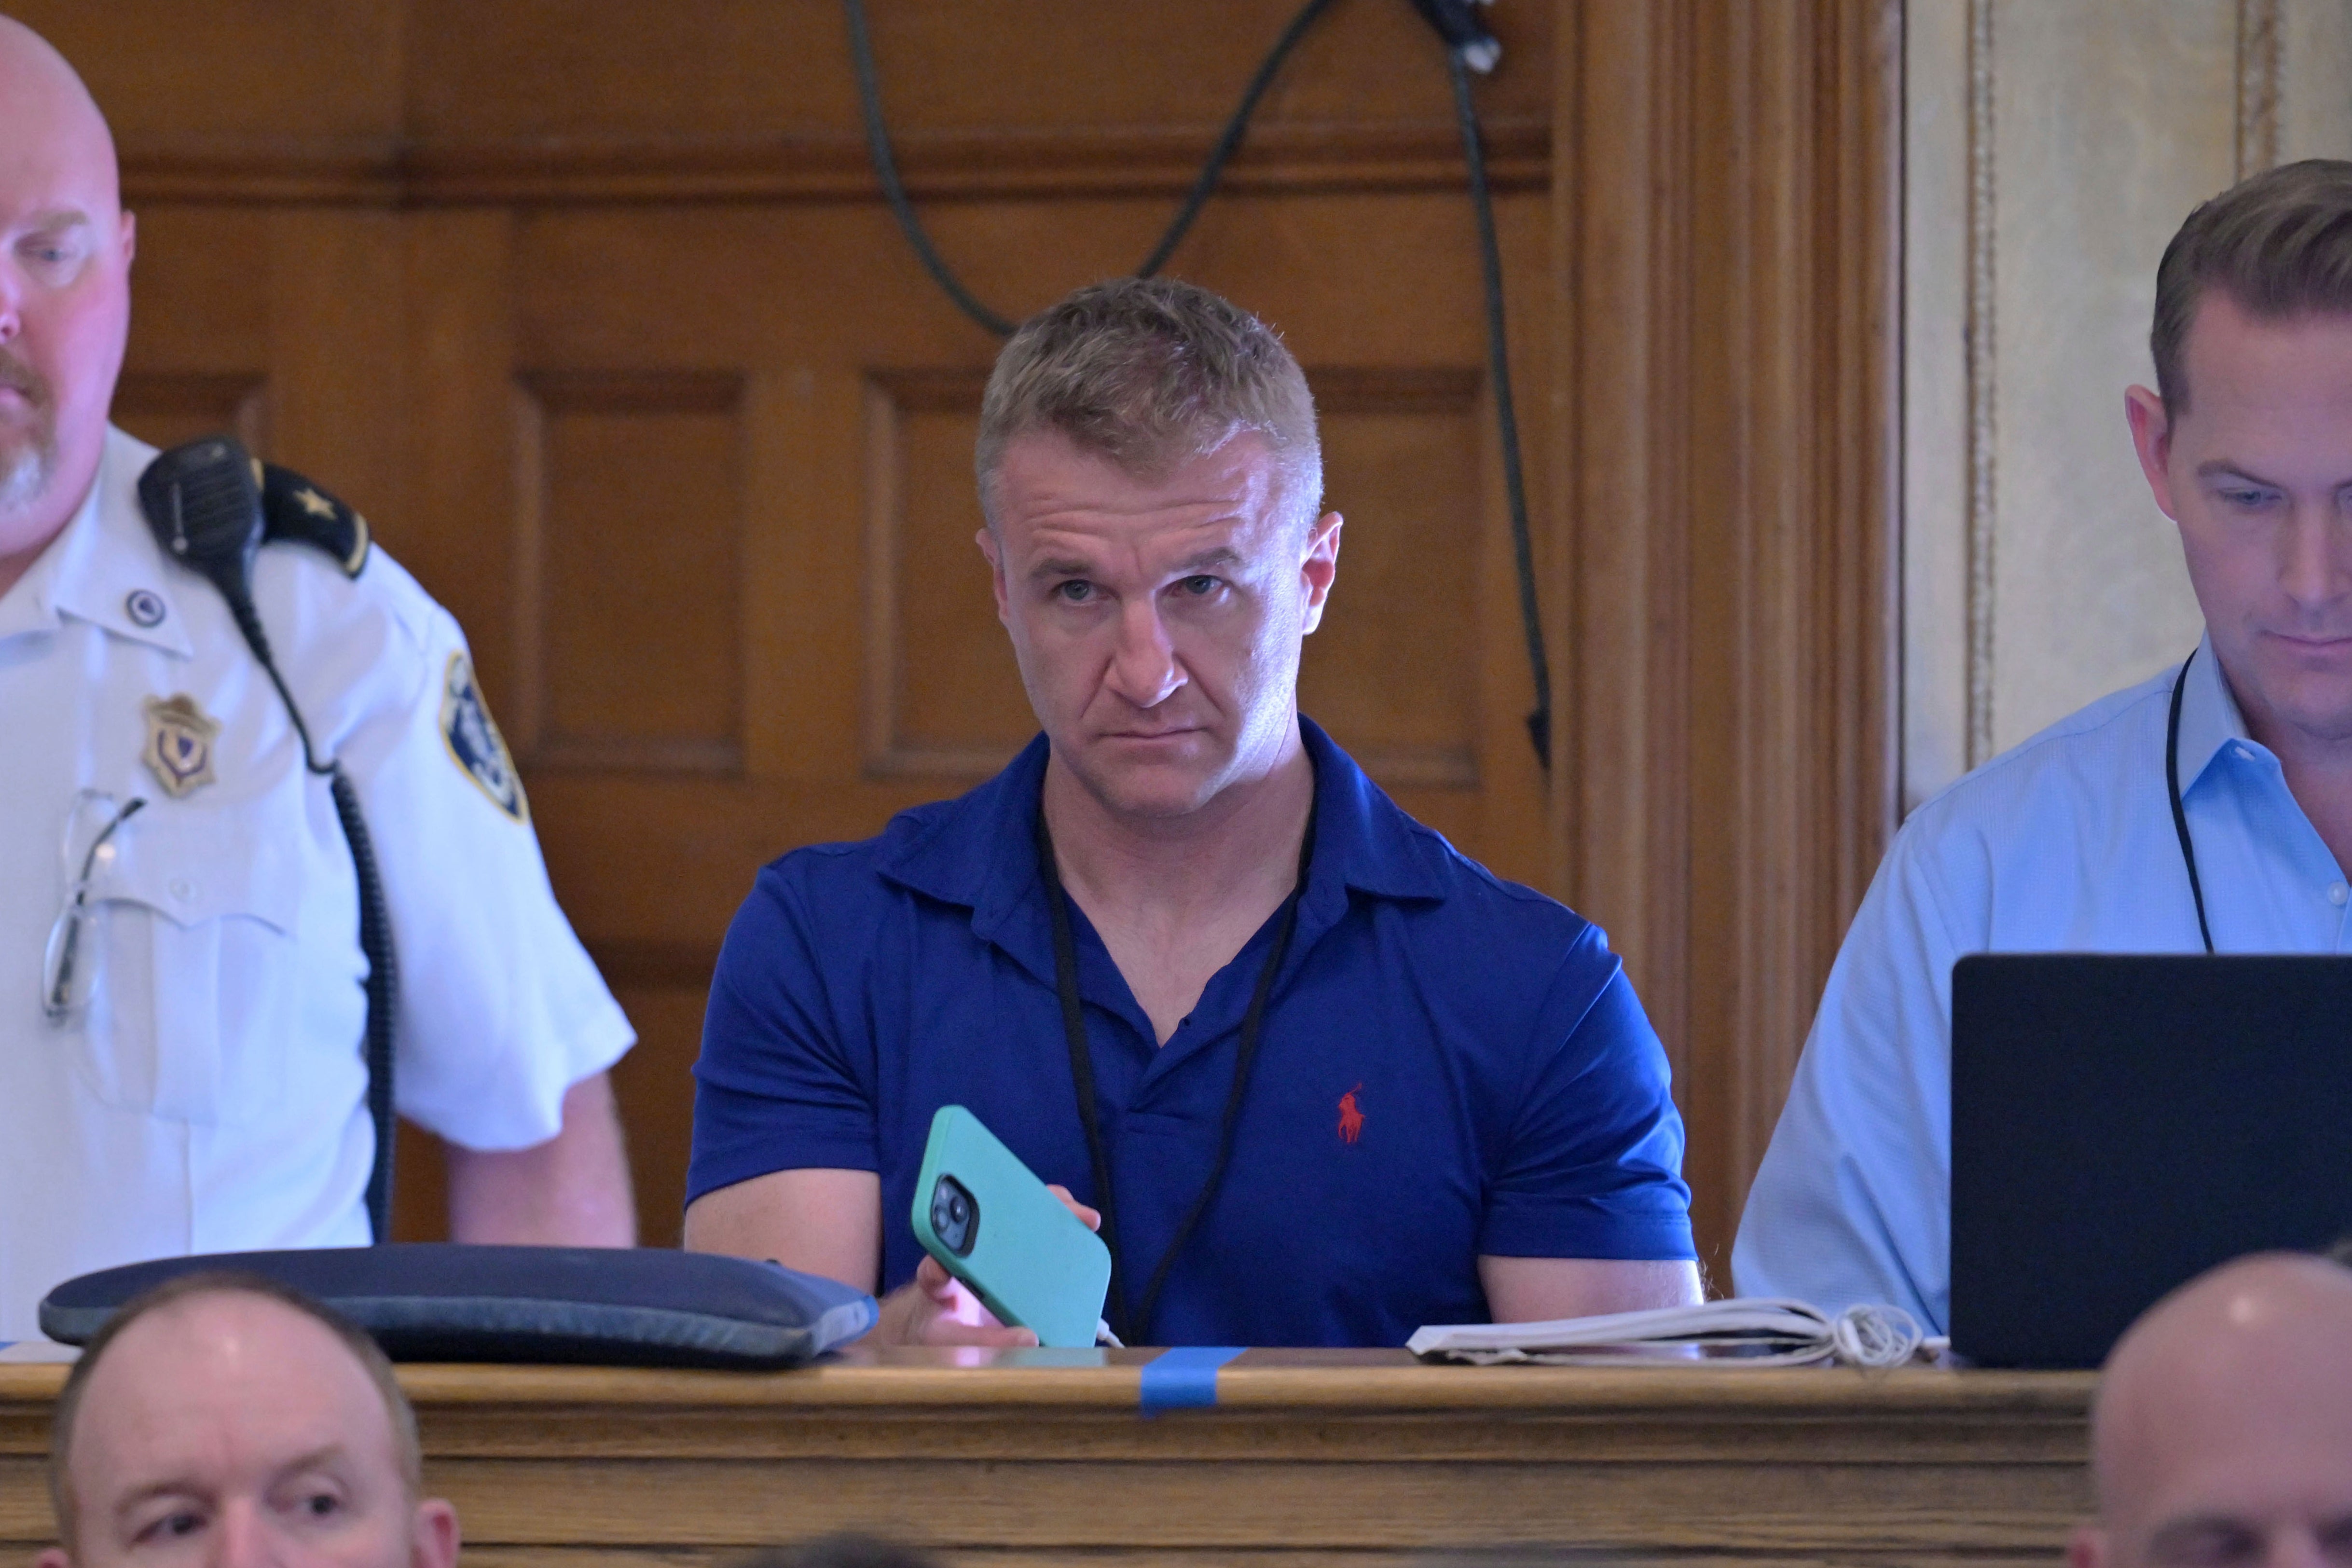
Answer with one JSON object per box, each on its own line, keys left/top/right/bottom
{"left": 1037, "top": 801, "right": 1315, "bottom": 1345}
{"left": 1039, "top": 817, "right": 1128, "bottom": 1328}
{"left": 2166, "top": 647, "right": 2217, "bottom": 955}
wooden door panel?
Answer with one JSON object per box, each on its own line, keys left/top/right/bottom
{"left": 113, "top": 207, "right": 271, "bottom": 454}
{"left": 44, "top": 0, "right": 1903, "bottom": 1286}
{"left": 517, "top": 372, "right": 747, "bottom": 774}
{"left": 601, "top": 984, "right": 715, "bottom": 1248}
{"left": 1300, "top": 369, "right": 1485, "bottom": 789}
{"left": 110, "top": 375, "right": 269, "bottom": 461}
{"left": 862, "top": 369, "right": 1017, "bottom": 776}
{"left": 96, "top": 60, "right": 1556, "bottom": 1247}
{"left": 491, "top": 190, "right": 1551, "bottom": 1232}
{"left": 105, "top": 182, "right": 1552, "bottom": 1245}
{"left": 404, "top": 0, "right": 1553, "bottom": 149}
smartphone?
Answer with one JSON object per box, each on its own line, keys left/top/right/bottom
{"left": 909, "top": 1105, "right": 1112, "bottom": 1349}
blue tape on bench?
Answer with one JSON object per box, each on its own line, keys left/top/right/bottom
{"left": 1139, "top": 1346, "right": 1244, "bottom": 1414}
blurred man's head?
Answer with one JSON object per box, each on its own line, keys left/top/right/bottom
{"left": 39, "top": 1274, "right": 457, "bottom": 1568}
{"left": 2069, "top": 1252, "right": 2352, "bottom": 1568}
{"left": 2128, "top": 160, "right": 2352, "bottom": 756}
{"left": 0, "top": 14, "right": 134, "bottom": 593}
{"left": 973, "top": 278, "right": 1341, "bottom": 823}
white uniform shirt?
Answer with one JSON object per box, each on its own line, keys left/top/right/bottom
{"left": 1733, "top": 637, "right": 2352, "bottom": 1331}
{"left": 0, "top": 427, "right": 634, "bottom": 1340}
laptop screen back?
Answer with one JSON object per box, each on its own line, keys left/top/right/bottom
{"left": 1950, "top": 954, "right": 2352, "bottom": 1367}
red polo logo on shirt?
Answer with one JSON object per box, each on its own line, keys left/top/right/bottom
{"left": 1337, "top": 1083, "right": 1365, "bottom": 1145}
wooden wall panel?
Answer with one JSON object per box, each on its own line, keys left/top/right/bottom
{"left": 1557, "top": 0, "right": 1901, "bottom": 1276}
{"left": 111, "top": 207, "right": 270, "bottom": 450}
{"left": 405, "top": 0, "right": 1554, "bottom": 134}
{"left": 111, "top": 374, "right": 267, "bottom": 457}
{"left": 18, "top": 1, "right": 404, "bottom": 143}
{"left": 602, "top": 986, "right": 713, "bottom": 1250}
{"left": 1299, "top": 370, "right": 1485, "bottom": 791}
{"left": 403, "top": 213, "right": 523, "bottom": 698}
{"left": 504, "top": 182, "right": 1554, "bottom": 1234}
{"left": 24, "top": 0, "right": 1897, "bottom": 1274}
{"left": 863, "top": 370, "right": 1020, "bottom": 776}
{"left": 520, "top": 374, "right": 746, "bottom": 774}
{"left": 397, "top": 0, "right": 1549, "bottom": 202}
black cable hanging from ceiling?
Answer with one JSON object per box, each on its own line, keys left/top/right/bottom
{"left": 1441, "top": 42, "right": 1551, "bottom": 769}
{"left": 843, "top": 0, "right": 1335, "bottom": 329}
{"left": 842, "top": 0, "right": 1551, "bottom": 769}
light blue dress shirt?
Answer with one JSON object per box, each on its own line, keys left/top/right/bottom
{"left": 1733, "top": 637, "right": 2352, "bottom": 1332}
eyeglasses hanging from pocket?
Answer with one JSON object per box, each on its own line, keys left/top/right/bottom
{"left": 43, "top": 791, "right": 147, "bottom": 1023}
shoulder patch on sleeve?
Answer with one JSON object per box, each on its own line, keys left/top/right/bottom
{"left": 440, "top": 652, "right": 529, "bottom": 823}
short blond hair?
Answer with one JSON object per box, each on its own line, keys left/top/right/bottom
{"left": 975, "top": 277, "right": 1321, "bottom": 531}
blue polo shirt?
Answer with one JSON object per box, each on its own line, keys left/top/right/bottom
{"left": 689, "top": 719, "right": 1693, "bottom": 1347}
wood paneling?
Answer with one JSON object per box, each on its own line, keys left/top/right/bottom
{"left": 402, "top": 3, "right": 1553, "bottom": 143}
{"left": 20, "top": 0, "right": 1899, "bottom": 1272}
{"left": 111, "top": 373, "right": 267, "bottom": 457}
{"left": 1557, "top": 0, "right": 1901, "bottom": 1274}
{"left": 603, "top": 984, "right": 714, "bottom": 1250}
{"left": 517, "top": 371, "right": 746, "bottom": 776}
{"left": 58, "top": 0, "right": 1547, "bottom": 207}
{"left": 502, "top": 170, "right": 1555, "bottom": 1235}
{"left": 0, "top": 1358, "right": 2094, "bottom": 1566}
{"left": 861, "top": 369, "right": 1017, "bottom": 778}
{"left": 20, "top": 1, "right": 405, "bottom": 144}
{"left": 1299, "top": 367, "right": 1486, "bottom": 791}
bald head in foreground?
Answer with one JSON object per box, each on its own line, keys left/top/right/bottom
{"left": 2072, "top": 1253, "right": 2352, "bottom": 1568}
{"left": 40, "top": 1276, "right": 458, "bottom": 1568}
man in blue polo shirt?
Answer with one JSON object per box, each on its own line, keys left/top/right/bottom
{"left": 684, "top": 277, "right": 1699, "bottom": 1347}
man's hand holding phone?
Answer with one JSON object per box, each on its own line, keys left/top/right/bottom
{"left": 878, "top": 1184, "right": 1100, "bottom": 1347}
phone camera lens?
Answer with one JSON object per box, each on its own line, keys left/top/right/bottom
{"left": 930, "top": 1176, "right": 978, "bottom": 1256}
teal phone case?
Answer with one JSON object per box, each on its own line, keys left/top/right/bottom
{"left": 910, "top": 1105, "right": 1112, "bottom": 1349}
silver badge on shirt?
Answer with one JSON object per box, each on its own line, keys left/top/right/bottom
{"left": 141, "top": 694, "right": 221, "bottom": 798}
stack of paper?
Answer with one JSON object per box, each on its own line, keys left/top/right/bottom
{"left": 1407, "top": 1297, "right": 1921, "bottom": 1368}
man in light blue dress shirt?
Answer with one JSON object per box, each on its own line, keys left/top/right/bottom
{"left": 1737, "top": 159, "right": 2352, "bottom": 1331}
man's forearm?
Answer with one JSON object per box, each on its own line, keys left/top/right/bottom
{"left": 1479, "top": 1256, "right": 1704, "bottom": 1320}
{"left": 445, "top": 1071, "right": 637, "bottom": 1245}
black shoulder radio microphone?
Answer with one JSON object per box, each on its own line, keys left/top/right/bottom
{"left": 137, "top": 436, "right": 399, "bottom": 1244}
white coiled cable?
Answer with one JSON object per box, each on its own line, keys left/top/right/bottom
{"left": 1829, "top": 1302, "right": 1925, "bottom": 1368}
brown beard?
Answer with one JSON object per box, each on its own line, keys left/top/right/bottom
{"left": 0, "top": 351, "right": 58, "bottom": 510}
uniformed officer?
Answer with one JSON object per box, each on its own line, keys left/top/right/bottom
{"left": 0, "top": 16, "right": 636, "bottom": 1341}
{"left": 685, "top": 277, "right": 1700, "bottom": 1348}
{"left": 1737, "top": 160, "right": 2352, "bottom": 1331}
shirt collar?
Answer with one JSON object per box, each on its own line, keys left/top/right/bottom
{"left": 1293, "top": 714, "right": 1456, "bottom": 907}
{"left": 0, "top": 426, "right": 191, "bottom": 658}
{"left": 2175, "top": 632, "right": 2255, "bottom": 795}
{"left": 878, "top": 715, "right": 1456, "bottom": 973}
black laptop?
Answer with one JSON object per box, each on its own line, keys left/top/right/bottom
{"left": 1950, "top": 954, "right": 2352, "bottom": 1368}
